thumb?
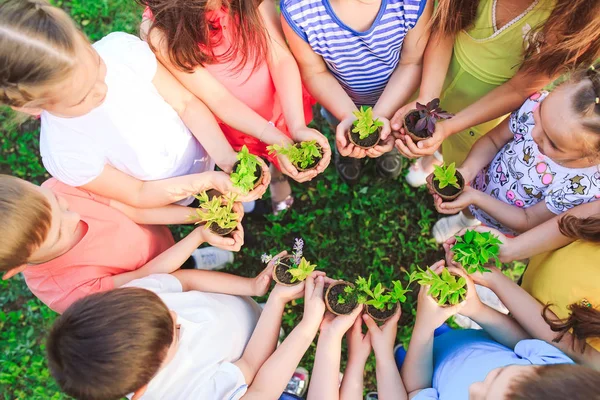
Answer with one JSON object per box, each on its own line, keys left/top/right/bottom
{"left": 362, "top": 314, "right": 380, "bottom": 333}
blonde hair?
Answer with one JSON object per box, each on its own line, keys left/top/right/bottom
{"left": 0, "top": 0, "right": 80, "bottom": 108}
{"left": 0, "top": 175, "right": 52, "bottom": 271}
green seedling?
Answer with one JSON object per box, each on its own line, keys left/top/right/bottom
{"left": 288, "top": 257, "right": 317, "bottom": 283}
{"left": 452, "top": 229, "right": 503, "bottom": 274}
{"left": 408, "top": 267, "right": 467, "bottom": 306}
{"left": 262, "top": 238, "right": 317, "bottom": 283}
{"left": 339, "top": 275, "right": 409, "bottom": 311}
{"left": 352, "top": 106, "right": 384, "bottom": 140}
{"left": 193, "top": 192, "right": 238, "bottom": 232}
{"left": 230, "top": 145, "right": 261, "bottom": 193}
{"left": 267, "top": 141, "right": 321, "bottom": 170}
{"left": 432, "top": 162, "right": 461, "bottom": 190}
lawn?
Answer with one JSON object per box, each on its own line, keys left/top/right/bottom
{"left": 0, "top": 1, "right": 524, "bottom": 399}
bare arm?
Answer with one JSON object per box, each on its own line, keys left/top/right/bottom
{"left": 306, "top": 330, "right": 344, "bottom": 400}
{"left": 372, "top": 0, "right": 433, "bottom": 119}
{"left": 401, "top": 317, "right": 435, "bottom": 396}
{"left": 108, "top": 199, "right": 197, "bottom": 225}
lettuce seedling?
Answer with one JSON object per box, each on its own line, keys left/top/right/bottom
{"left": 352, "top": 106, "right": 384, "bottom": 140}
{"left": 267, "top": 141, "right": 322, "bottom": 170}
{"left": 230, "top": 145, "right": 261, "bottom": 194}
{"left": 193, "top": 192, "right": 238, "bottom": 233}
{"left": 433, "top": 162, "right": 461, "bottom": 190}
{"left": 408, "top": 267, "right": 467, "bottom": 306}
{"left": 452, "top": 229, "right": 503, "bottom": 274}
{"left": 338, "top": 275, "right": 409, "bottom": 311}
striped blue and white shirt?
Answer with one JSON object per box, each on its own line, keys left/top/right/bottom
{"left": 282, "top": 0, "right": 426, "bottom": 106}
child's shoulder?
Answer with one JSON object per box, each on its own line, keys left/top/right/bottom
{"left": 93, "top": 32, "right": 157, "bottom": 81}
{"left": 519, "top": 91, "right": 549, "bottom": 113}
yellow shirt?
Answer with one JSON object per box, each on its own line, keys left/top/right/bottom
{"left": 522, "top": 240, "right": 600, "bottom": 352}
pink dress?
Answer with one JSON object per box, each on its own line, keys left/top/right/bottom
{"left": 144, "top": 7, "right": 315, "bottom": 167}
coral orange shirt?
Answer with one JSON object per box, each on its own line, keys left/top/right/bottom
{"left": 22, "top": 179, "right": 174, "bottom": 314}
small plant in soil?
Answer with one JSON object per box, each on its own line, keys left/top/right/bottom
{"left": 349, "top": 106, "right": 383, "bottom": 149}
{"left": 325, "top": 281, "right": 360, "bottom": 316}
{"left": 430, "top": 162, "right": 465, "bottom": 201}
{"left": 193, "top": 192, "right": 238, "bottom": 236}
{"left": 452, "top": 229, "right": 503, "bottom": 274}
{"left": 230, "top": 145, "right": 263, "bottom": 194}
{"left": 267, "top": 140, "right": 323, "bottom": 171}
{"left": 403, "top": 98, "right": 453, "bottom": 142}
{"left": 262, "top": 238, "right": 317, "bottom": 286}
{"left": 407, "top": 267, "right": 467, "bottom": 307}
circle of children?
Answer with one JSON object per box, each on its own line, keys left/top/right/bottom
{"left": 1, "top": 0, "right": 600, "bottom": 399}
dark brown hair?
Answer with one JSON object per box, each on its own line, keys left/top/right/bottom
{"left": 508, "top": 364, "right": 600, "bottom": 399}
{"left": 431, "top": 0, "right": 600, "bottom": 77}
{"left": 0, "top": 0, "right": 80, "bottom": 107}
{"left": 138, "top": 0, "right": 268, "bottom": 73}
{"left": 558, "top": 214, "right": 600, "bottom": 243}
{"left": 0, "top": 175, "right": 52, "bottom": 271}
{"left": 47, "top": 288, "right": 174, "bottom": 400}
{"left": 543, "top": 303, "right": 600, "bottom": 353}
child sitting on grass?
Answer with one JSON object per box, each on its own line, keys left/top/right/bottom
{"left": 47, "top": 263, "right": 328, "bottom": 400}
{"left": 400, "top": 262, "right": 600, "bottom": 400}
{"left": 0, "top": 175, "right": 243, "bottom": 313}
{"left": 0, "top": 0, "right": 268, "bottom": 208}
{"left": 430, "top": 65, "right": 600, "bottom": 242}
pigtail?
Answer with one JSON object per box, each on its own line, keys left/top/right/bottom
{"left": 558, "top": 214, "right": 600, "bottom": 243}
{"left": 543, "top": 302, "right": 600, "bottom": 353}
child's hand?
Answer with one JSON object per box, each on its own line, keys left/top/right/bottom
{"left": 335, "top": 116, "right": 368, "bottom": 159}
{"left": 433, "top": 186, "right": 481, "bottom": 214}
{"left": 446, "top": 226, "right": 512, "bottom": 263}
{"left": 197, "top": 222, "right": 244, "bottom": 252}
{"left": 300, "top": 273, "right": 326, "bottom": 332}
{"left": 365, "top": 119, "right": 395, "bottom": 158}
{"left": 442, "top": 236, "right": 502, "bottom": 288}
{"left": 415, "top": 261, "right": 465, "bottom": 333}
{"left": 363, "top": 307, "right": 400, "bottom": 357}
{"left": 446, "top": 267, "right": 485, "bottom": 319}
{"left": 319, "top": 305, "right": 363, "bottom": 339}
{"left": 347, "top": 313, "right": 372, "bottom": 363}
{"left": 390, "top": 101, "right": 417, "bottom": 134}
{"left": 291, "top": 126, "right": 332, "bottom": 181}
{"left": 251, "top": 251, "right": 281, "bottom": 297}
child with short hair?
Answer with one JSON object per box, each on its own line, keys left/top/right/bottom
{"left": 431, "top": 65, "right": 600, "bottom": 242}
{"left": 47, "top": 264, "right": 328, "bottom": 400}
{"left": 400, "top": 262, "right": 600, "bottom": 400}
{"left": 281, "top": 0, "right": 433, "bottom": 183}
{"left": 0, "top": 0, "right": 268, "bottom": 208}
{"left": 0, "top": 175, "right": 244, "bottom": 313}
{"left": 140, "top": 0, "right": 331, "bottom": 213}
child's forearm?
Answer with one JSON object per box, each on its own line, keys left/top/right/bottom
{"left": 109, "top": 200, "right": 197, "bottom": 225}
{"left": 171, "top": 269, "right": 257, "bottom": 296}
{"left": 416, "top": 33, "right": 455, "bottom": 103}
{"left": 464, "top": 301, "right": 530, "bottom": 349}
{"left": 375, "top": 352, "right": 408, "bottom": 400}
{"left": 270, "top": 54, "right": 309, "bottom": 136}
{"left": 373, "top": 62, "right": 423, "bottom": 119}
{"left": 112, "top": 228, "right": 205, "bottom": 287}
{"left": 304, "top": 70, "right": 358, "bottom": 121}
{"left": 460, "top": 119, "right": 511, "bottom": 177}
{"left": 339, "top": 355, "right": 367, "bottom": 400}
{"left": 471, "top": 192, "right": 554, "bottom": 233}
{"left": 401, "top": 320, "right": 434, "bottom": 393}
{"left": 235, "top": 295, "right": 286, "bottom": 384}
{"left": 307, "top": 332, "right": 343, "bottom": 400}
{"left": 242, "top": 320, "right": 318, "bottom": 400}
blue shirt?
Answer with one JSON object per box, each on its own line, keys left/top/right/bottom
{"left": 281, "top": 0, "right": 426, "bottom": 106}
{"left": 414, "top": 330, "right": 574, "bottom": 400}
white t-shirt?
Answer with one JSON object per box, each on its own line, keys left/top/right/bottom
{"left": 124, "top": 274, "right": 262, "bottom": 400}
{"left": 40, "top": 32, "right": 212, "bottom": 189}
{"left": 470, "top": 92, "right": 600, "bottom": 235}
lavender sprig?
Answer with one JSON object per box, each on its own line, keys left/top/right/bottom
{"left": 293, "top": 238, "right": 304, "bottom": 265}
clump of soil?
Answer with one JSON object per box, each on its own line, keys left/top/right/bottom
{"left": 366, "top": 302, "right": 398, "bottom": 322}
{"left": 325, "top": 282, "right": 359, "bottom": 315}
{"left": 209, "top": 224, "right": 235, "bottom": 237}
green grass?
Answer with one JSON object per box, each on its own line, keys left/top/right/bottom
{"left": 0, "top": 1, "right": 524, "bottom": 398}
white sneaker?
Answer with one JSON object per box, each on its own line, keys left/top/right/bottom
{"left": 405, "top": 152, "right": 443, "bottom": 188}
{"left": 191, "top": 247, "right": 234, "bottom": 270}
{"left": 432, "top": 212, "right": 481, "bottom": 243}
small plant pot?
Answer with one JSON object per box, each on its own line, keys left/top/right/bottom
{"left": 232, "top": 160, "right": 264, "bottom": 191}
{"left": 403, "top": 109, "right": 432, "bottom": 143}
{"left": 272, "top": 256, "right": 300, "bottom": 286}
{"left": 365, "top": 288, "right": 399, "bottom": 322}
{"left": 208, "top": 224, "right": 236, "bottom": 237}
{"left": 432, "top": 272, "right": 468, "bottom": 308}
{"left": 294, "top": 143, "right": 324, "bottom": 172}
{"left": 347, "top": 127, "right": 381, "bottom": 149}
{"left": 430, "top": 170, "right": 465, "bottom": 201}
{"left": 325, "top": 281, "right": 359, "bottom": 315}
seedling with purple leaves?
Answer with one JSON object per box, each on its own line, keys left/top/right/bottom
{"left": 403, "top": 98, "right": 453, "bottom": 141}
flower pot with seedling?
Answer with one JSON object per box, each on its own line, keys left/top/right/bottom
{"left": 407, "top": 267, "right": 467, "bottom": 307}
{"left": 230, "top": 145, "right": 263, "bottom": 194}
{"left": 267, "top": 140, "right": 323, "bottom": 171}
{"left": 348, "top": 106, "right": 383, "bottom": 149}
{"left": 430, "top": 162, "right": 464, "bottom": 201}
{"left": 262, "top": 238, "right": 317, "bottom": 286}
{"left": 452, "top": 229, "right": 503, "bottom": 274}
{"left": 325, "top": 281, "right": 360, "bottom": 316}
{"left": 358, "top": 276, "right": 409, "bottom": 322}
{"left": 403, "top": 99, "right": 453, "bottom": 142}
{"left": 193, "top": 192, "right": 239, "bottom": 236}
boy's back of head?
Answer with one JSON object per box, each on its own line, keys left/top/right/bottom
{"left": 0, "top": 175, "right": 52, "bottom": 272}
{"left": 47, "top": 288, "right": 174, "bottom": 400}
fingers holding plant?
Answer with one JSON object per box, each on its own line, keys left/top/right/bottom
{"left": 267, "top": 131, "right": 328, "bottom": 183}
{"left": 363, "top": 306, "right": 400, "bottom": 356}
{"left": 347, "top": 313, "right": 372, "bottom": 363}
{"left": 290, "top": 126, "right": 332, "bottom": 174}
{"left": 445, "top": 266, "right": 484, "bottom": 319}
{"left": 302, "top": 273, "right": 327, "bottom": 331}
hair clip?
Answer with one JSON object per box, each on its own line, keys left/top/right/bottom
{"left": 579, "top": 298, "right": 593, "bottom": 308}
{"left": 596, "top": 97, "right": 599, "bottom": 105}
